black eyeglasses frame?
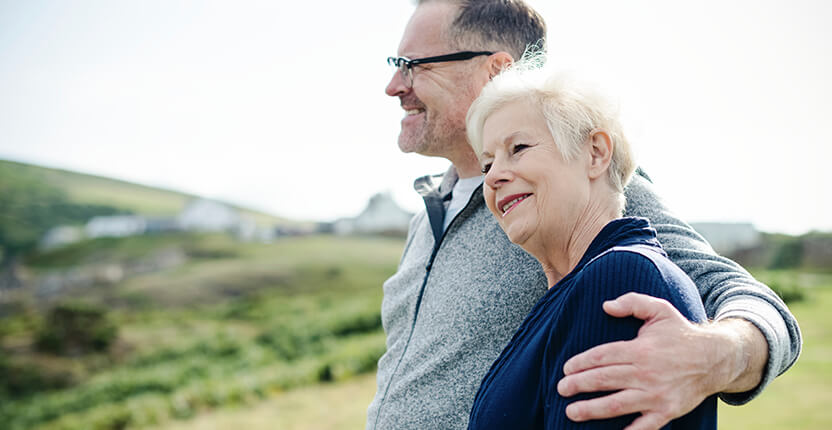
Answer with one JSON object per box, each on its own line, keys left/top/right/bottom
{"left": 387, "top": 51, "right": 495, "bottom": 70}
{"left": 387, "top": 51, "right": 494, "bottom": 87}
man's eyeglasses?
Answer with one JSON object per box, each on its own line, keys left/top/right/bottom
{"left": 387, "top": 51, "right": 494, "bottom": 88}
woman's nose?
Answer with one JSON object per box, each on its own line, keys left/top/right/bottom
{"left": 484, "top": 161, "right": 512, "bottom": 189}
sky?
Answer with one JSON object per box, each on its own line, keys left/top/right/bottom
{"left": 1, "top": 0, "right": 830, "bottom": 235}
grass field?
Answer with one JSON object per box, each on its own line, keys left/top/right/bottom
{"left": 158, "top": 373, "right": 378, "bottom": 430}
{"left": 718, "top": 277, "right": 832, "bottom": 428}
{"left": 0, "top": 235, "right": 404, "bottom": 430}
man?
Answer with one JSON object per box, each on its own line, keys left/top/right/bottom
{"left": 367, "top": 1, "right": 801, "bottom": 429}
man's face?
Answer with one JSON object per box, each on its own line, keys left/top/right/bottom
{"left": 385, "top": 3, "right": 486, "bottom": 159}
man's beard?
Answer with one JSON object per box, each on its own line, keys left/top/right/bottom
{"left": 397, "top": 99, "right": 465, "bottom": 157}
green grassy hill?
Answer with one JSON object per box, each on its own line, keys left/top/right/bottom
{"left": 0, "top": 159, "right": 297, "bottom": 262}
{"left": 0, "top": 158, "right": 290, "bottom": 224}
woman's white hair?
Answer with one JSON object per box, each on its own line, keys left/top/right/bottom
{"left": 466, "top": 50, "right": 636, "bottom": 200}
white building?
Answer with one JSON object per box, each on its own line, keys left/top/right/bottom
{"left": 86, "top": 215, "right": 147, "bottom": 238}
{"left": 177, "top": 199, "right": 240, "bottom": 232}
{"left": 335, "top": 193, "right": 412, "bottom": 236}
{"left": 40, "top": 225, "right": 85, "bottom": 250}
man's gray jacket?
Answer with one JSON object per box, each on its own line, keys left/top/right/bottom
{"left": 366, "top": 168, "right": 801, "bottom": 429}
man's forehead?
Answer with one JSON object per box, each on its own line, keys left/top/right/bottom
{"left": 397, "top": 3, "right": 456, "bottom": 56}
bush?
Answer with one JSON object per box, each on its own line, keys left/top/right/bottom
{"left": 768, "top": 279, "right": 806, "bottom": 304}
{"left": 255, "top": 325, "right": 325, "bottom": 360}
{"left": 35, "top": 302, "right": 118, "bottom": 355}
{"left": 770, "top": 239, "right": 804, "bottom": 269}
{"left": 0, "top": 356, "right": 76, "bottom": 399}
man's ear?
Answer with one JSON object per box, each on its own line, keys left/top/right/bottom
{"left": 488, "top": 52, "right": 514, "bottom": 79}
{"left": 587, "top": 130, "right": 614, "bottom": 180}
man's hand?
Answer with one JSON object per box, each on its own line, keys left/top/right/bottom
{"left": 556, "top": 292, "right": 768, "bottom": 430}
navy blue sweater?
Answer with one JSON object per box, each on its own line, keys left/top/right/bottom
{"left": 468, "top": 218, "right": 717, "bottom": 429}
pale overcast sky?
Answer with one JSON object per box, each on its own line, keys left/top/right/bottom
{"left": 1, "top": 0, "right": 830, "bottom": 235}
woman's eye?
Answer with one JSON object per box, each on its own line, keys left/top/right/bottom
{"left": 480, "top": 163, "right": 492, "bottom": 174}
{"left": 513, "top": 144, "right": 530, "bottom": 154}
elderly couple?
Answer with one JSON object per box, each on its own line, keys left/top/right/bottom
{"left": 368, "top": 1, "right": 801, "bottom": 429}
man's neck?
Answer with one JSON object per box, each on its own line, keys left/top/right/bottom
{"left": 450, "top": 148, "right": 483, "bottom": 179}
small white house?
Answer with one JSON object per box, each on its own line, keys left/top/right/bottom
{"left": 177, "top": 199, "right": 241, "bottom": 232}
{"left": 86, "top": 215, "right": 147, "bottom": 238}
{"left": 40, "top": 225, "right": 84, "bottom": 250}
{"left": 336, "top": 193, "right": 412, "bottom": 235}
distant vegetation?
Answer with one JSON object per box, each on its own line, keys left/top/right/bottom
{"left": 729, "top": 231, "right": 832, "bottom": 272}
{"left": 0, "top": 234, "right": 402, "bottom": 430}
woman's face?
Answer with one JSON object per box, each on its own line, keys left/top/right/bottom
{"left": 479, "top": 100, "right": 591, "bottom": 249}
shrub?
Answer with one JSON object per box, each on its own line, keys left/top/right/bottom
{"left": 0, "top": 356, "right": 75, "bottom": 399}
{"left": 255, "top": 325, "right": 324, "bottom": 360}
{"left": 768, "top": 279, "right": 806, "bottom": 304}
{"left": 35, "top": 302, "right": 118, "bottom": 355}
{"left": 770, "top": 239, "right": 804, "bottom": 269}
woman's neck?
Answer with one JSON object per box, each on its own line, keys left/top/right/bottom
{"left": 537, "top": 202, "right": 620, "bottom": 287}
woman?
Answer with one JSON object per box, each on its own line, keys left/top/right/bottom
{"left": 465, "top": 58, "right": 717, "bottom": 429}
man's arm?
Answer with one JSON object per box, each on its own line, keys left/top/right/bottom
{"left": 558, "top": 294, "right": 767, "bottom": 429}
{"left": 624, "top": 173, "right": 801, "bottom": 401}
{"left": 556, "top": 173, "right": 802, "bottom": 429}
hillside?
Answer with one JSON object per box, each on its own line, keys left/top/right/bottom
{"left": 0, "top": 159, "right": 289, "bottom": 224}
{"left": 0, "top": 159, "right": 298, "bottom": 262}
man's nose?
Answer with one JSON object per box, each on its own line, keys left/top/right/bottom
{"left": 385, "top": 70, "right": 409, "bottom": 97}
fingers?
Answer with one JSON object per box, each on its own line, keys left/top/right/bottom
{"left": 558, "top": 364, "right": 638, "bottom": 397}
{"left": 565, "top": 389, "right": 650, "bottom": 422}
{"left": 624, "top": 411, "right": 671, "bottom": 430}
{"left": 562, "top": 340, "right": 634, "bottom": 375}
{"left": 602, "top": 292, "right": 675, "bottom": 321}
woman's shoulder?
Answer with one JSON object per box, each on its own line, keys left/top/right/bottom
{"left": 583, "top": 244, "right": 670, "bottom": 279}
{"left": 574, "top": 244, "right": 706, "bottom": 322}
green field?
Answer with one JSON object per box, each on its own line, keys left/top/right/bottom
{"left": 718, "top": 273, "right": 832, "bottom": 428}
{"left": 0, "top": 234, "right": 404, "bottom": 430}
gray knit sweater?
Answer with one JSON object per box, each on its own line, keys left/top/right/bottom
{"left": 366, "top": 168, "right": 801, "bottom": 429}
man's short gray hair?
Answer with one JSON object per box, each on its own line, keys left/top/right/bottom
{"left": 466, "top": 52, "right": 637, "bottom": 200}
{"left": 418, "top": 0, "right": 546, "bottom": 60}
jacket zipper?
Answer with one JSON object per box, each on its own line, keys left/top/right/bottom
{"left": 371, "top": 184, "right": 483, "bottom": 428}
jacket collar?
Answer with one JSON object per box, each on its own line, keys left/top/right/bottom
{"left": 413, "top": 165, "right": 458, "bottom": 200}
{"left": 414, "top": 165, "right": 489, "bottom": 246}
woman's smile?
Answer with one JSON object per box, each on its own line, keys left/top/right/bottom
{"left": 498, "top": 193, "right": 533, "bottom": 217}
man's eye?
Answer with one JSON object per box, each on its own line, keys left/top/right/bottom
{"left": 480, "top": 163, "right": 492, "bottom": 174}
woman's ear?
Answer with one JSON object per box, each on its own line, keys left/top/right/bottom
{"left": 587, "top": 130, "right": 613, "bottom": 180}
{"left": 488, "top": 52, "right": 514, "bottom": 79}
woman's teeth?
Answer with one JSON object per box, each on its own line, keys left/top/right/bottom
{"left": 502, "top": 195, "right": 529, "bottom": 214}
